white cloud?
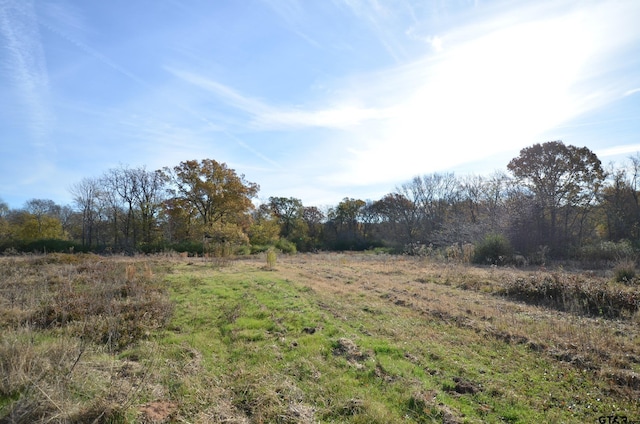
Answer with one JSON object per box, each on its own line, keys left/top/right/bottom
{"left": 406, "top": 26, "right": 443, "bottom": 52}
{"left": 258, "top": 0, "right": 322, "bottom": 47}
{"left": 167, "top": 68, "right": 394, "bottom": 130}
{"left": 624, "top": 88, "right": 640, "bottom": 97}
{"left": 428, "top": 36, "right": 443, "bottom": 52}
{"left": 168, "top": 0, "right": 640, "bottom": 189}
{"left": 335, "top": 0, "right": 411, "bottom": 61}
{"left": 597, "top": 145, "right": 640, "bottom": 159}
{"left": 327, "top": 0, "right": 640, "bottom": 184}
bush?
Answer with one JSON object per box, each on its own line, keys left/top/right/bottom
{"left": 472, "top": 234, "right": 512, "bottom": 265}
{"left": 579, "top": 240, "right": 635, "bottom": 264}
{"left": 365, "top": 246, "right": 397, "bottom": 255}
{"left": 500, "top": 273, "right": 639, "bottom": 318}
{"left": 0, "top": 239, "right": 87, "bottom": 254}
{"left": 266, "top": 247, "right": 277, "bottom": 269}
{"left": 137, "top": 241, "right": 170, "bottom": 254}
{"left": 168, "top": 241, "right": 204, "bottom": 255}
{"left": 613, "top": 260, "right": 636, "bottom": 283}
{"left": 275, "top": 238, "right": 297, "bottom": 254}
{"left": 234, "top": 244, "right": 252, "bottom": 256}
{"left": 250, "top": 244, "right": 271, "bottom": 254}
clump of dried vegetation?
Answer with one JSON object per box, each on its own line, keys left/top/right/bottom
{"left": 0, "top": 253, "right": 173, "bottom": 422}
{"left": 613, "top": 259, "right": 637, "bottom": 284}
{"left": 499, "top": 272, "right": 639, "bottom": 318}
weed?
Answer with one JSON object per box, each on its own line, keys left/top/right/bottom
{"left": 266, "top": 247, "right": 277, "bottom": 269}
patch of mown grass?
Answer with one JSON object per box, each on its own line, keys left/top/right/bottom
{"left": 152, "top": 258, "right": 638, "bottom": 423}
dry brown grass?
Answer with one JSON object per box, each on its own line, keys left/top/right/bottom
{"left": 274, "top": 253, "right": 640, "bottom": 396}
{"left": 0, "top": 254, "right": 174, "bottom": 423}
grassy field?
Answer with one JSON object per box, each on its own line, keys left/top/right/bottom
{"left": 1, "top": 252, "right": 639, "bottom": 423}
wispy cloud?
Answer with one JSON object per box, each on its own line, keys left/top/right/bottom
{"left": 168, "top": 0, "right": 640, "bottom": 188}
{"left": 597, "top": 145, "right": 640, "bottom": 159}
{"left": 335, "top": 0, "right": 409, "bottom": 61}
{"left": 624, "top": 88, "right": 640, "bottom": 97}
{"left": 326, "top": 0, "right": 640, "bottom": 184}
{"left": 0, "top": 0, "right": 52, "bottom": 143}
{"left": 167, "top": 68, "right": 393, "bottom": 130}
{"left": 258, "top": 0, "right": 322, "bottom": 47}
{"left": 30, "top": 6, "right": 284, "bottom": 171}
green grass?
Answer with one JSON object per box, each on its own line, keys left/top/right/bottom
{"left": 148, "top": 260, "right": 638, "bottom": 423}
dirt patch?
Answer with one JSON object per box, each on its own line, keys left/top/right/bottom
{"left": 449, "top": 377, "right": 482, "bottom": 395}
{"left": 333, "top": 338, "right": 369, "bottom": 364}
{"left": 139, "top": 400, "right": 178, "bottom": 423}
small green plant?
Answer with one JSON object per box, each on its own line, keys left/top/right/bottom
{"left": 614, "top": 260, "right": 636, "bottom": 283}
{"left": 266, "top": 248, "right": 277, "bottom": 269}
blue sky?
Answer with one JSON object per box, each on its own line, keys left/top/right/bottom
{"left": 1, "top": 0, "right": 639, "bottom": 209}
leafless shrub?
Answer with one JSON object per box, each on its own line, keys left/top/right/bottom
{"left": 499, "top": 272, "right": 639, "bottom": 318}
{"left": 613, "top": 259, "right": 637, "bottom": 284}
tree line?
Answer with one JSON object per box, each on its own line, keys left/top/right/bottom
{"left": 1, "top": 141, "right": 639, "bottom": 265}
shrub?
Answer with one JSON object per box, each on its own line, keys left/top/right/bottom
{"left": 0, "top": 239, "right": 88, "bottom": 254}
{"left": 614, "top": 260, "right": 637, "bottom": 284}
{"left": 251, "top": 244, "right": 271, "bottom": 254}
{"left": 500, "top": 273, "right": 640, "bottom": 318}
{"left": 234, "top": 244, "right": 252, "bottom": 256}
{"left": 266, "top": 247, "right": 277, "bottom": 269}
{"left": 472, "top": 234, "right": 512, "bottom": 265}
{"left": 169, "top": 241, "right": 204, "bottom": 255}
{"left": 275, "top": 238, "right": 297, "bottom": 254}
{"left": 579, "top": 240, "right": 635, "bottom": 265}
{"left": 137, "top": 241, "right": 169, "bottom": 254}
{"left": 25, "top": 239, "right": 86, "bottom": 253}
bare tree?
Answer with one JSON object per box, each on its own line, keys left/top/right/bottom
{"left": 132, "top": 167, "right": 166, "bottom": 244}
{"left": 70, "top": 178, "right": 101, "bottom": 248}
{"left": 397, "top": 173, "right": 460, "bottom": 244}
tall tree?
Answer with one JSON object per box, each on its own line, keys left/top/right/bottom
{"left": 0, "top": 199, "right": 9, "bottom": 241}
{"left": 397, "top": 173, "right": 460, "bottom": 244}
{"left": 457, "top": 172, "right": 512, "bottom": 238}
{"left": 70, "top": 178, "right": 102, "bottom": 248}
{"left": 248, "top": 204, "right": 280, "bottom": 246}
{"left": 327, "top": 198, "right": 366, "bottom": 248}
{"left": 374, "top": 193, "right": 420, "bottom": 246}
{"left": 101, "top": 170, "right": 128, "bottom": 248}
{"left": 598, "top": 158, "right": 640, "bottom": 243}
{"left": 133, "top": 167, "right": 166, "bottom": 244}
{"left": 0, "top": 199, "right": 8, "bottom": 218}
{"left": 268, "top": 197, "right": 303, "bottom": 239}
{"left": 23, "top": 199, "right": 62, "bottom": 238}
{"left": 301, "top": 206, "right": 325, "bottom": 250}
{"left": 507, "top": 140, "right": 604, "bottom": 251}
{"left": 163, "top": 159, "right": 259, "bottom": 240}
